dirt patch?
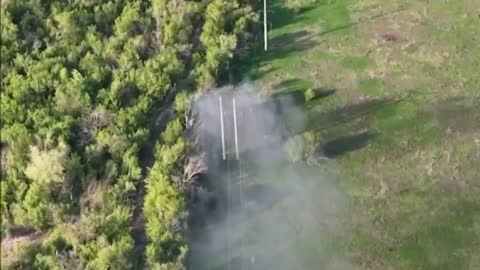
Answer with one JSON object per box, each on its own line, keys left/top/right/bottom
{"left": 375, "top": 178, "right": 389, "bottom": 199}
{"left": 1, "top": 232, "right": 44, "bottom": 267}
{"left": 1, "top": 145, "right": 9, "bottom": 176}
{"left": 376, "top": 28, "right": 401, "bottom": 43}
{"left": 439, "top": 174, "right": 469, "bottom": 191}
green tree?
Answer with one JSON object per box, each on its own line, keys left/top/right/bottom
{"left": 25, "top": 142, "right": 69, "bottom": 185}
{"left": 162, "top": 119, "right": 183, "bottom": 145}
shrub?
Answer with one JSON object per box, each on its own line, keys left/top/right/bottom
{"left": 285, "top": 131, "right": 322, "bottom": 162}
{"left": 162, "top": 119, "right": 183, "bottom": 145}
{"left": 304, "top": 88, "right": 316, "bottom": 102}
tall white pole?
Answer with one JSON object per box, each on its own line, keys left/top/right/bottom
{"left": 264, "top": 0, "right": 268, "bottom": 51}
{"left": 232, "top": 98, "right": 239, "bottom": 160}
{"left": 219, "top": 96, "right": 226, "bottom": 160}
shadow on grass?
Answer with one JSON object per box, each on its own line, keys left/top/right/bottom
{"left": 316, "top": 5, "right": 407, "bottom": 36}
{"left": 270, "top": 85, "right": 336, "bottom": 106}
{"left": 316, "top": 95, "right": 480, "bottom": 158}
{"left": 254, "top": 65, "right": 278, "bottom": 80}
{"left": 258, "top": 29, "right": 320, "bottom": 68}
{"left": 306, "top": 96, "right": 405, "bottom": 158}
{"left": 323, "top": 130, "right": 377, "bottom": 158}
{"left": 232, "top": 3, "right": 407, "bottom": 82}
{"left": 273, "top": 78, "right": 311, "bottom": 92}
{"left": 269, "top": 30, "right": 316, "bottom": 50}
{"left": 233, "top": 87, "right": 338, "bottom": 157}
{"left": 310, "top": 97, "right": 401, "bottom": 132}
{"left": 269, "top": 2, "right": 317, "bottom": 31}
{"left": 427, "top": 96, "right": 480, "bottom": 133}
{"left": 233, "top": 29, "right": 319, "bottom": 82}
{"left": 232, "top": 3, "right": 320, "bottom": 82}
{"left": 234, "top": 94, "right": 399, "bottom": 160}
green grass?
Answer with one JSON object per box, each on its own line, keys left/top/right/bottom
{"left": 358, "top": 77, "right": 384, "bottom": 96}
{"left": 341, "top": 55, "right": 373, "bottom": 70}
{"left": 241, "top": 0, "right": 480, "bottom": 268}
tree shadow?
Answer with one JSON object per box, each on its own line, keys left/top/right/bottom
{"left": 273, "top": 78, "right": 310, "bottom": 92}
{"left": 269, "top": 30, "right": 314, "bottom": 49}
{"left": 427, "top": 96, "right": 480, "bottom": 133}
{"left": 310, "top": 97, "right": 401, "bottom": 132}
{"left": 250, "top": 66, "right": 278, "bottom": 81}
{"left": 314, "top": 95, "right": 480, "bottom": 159}
{"left": 270, "top": 77, "right": 336, "bottom": 105}
{"left": 233, "top": 29, "right": 319, "bottom": 82}
{"left": 235, "top": 1, "right": 319, "bottom": 81}
{"left": 269, "top": 87, "right": 336, "bottom": 112}
{"left": 264, "top": 3, "right": 406, "bottom": 60}
{"left": 229, "top": 88, "right": 336, "bottom": 158}
{"left": 316, "top": 5, "right": 407, "bottom": 37}
{"left": 233, "top": 1, "right": 407, "bottom": 82}
{"left": 268, "top": 0, "right": 318, "bottom": 32}
{"left": 322, "top": 130, "right": 377, "bottom": 158}
{"left": 261, "top": 30, "right": 320, "bottom": 64}
{"left": 226, "top": 91, "right": 395, "bottom": 160}
{"left": 303, "top": 96, "right": 406, "bottom": 158}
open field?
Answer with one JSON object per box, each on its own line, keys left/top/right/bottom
{"left": 236, "top": 0, "right": 480, "bottom": 269}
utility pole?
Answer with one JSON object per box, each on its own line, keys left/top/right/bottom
{"left": 264, "top": 0, "right": 268, "bottom": 51}
{"left": 219, "top": 96, "right": 226, "bottom": 160}
{"left": 232, "top": 98, "right": 239, "bottom": 160}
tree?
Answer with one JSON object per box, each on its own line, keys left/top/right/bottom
{"left": 114, "top": 1, "right": 148, "bottom": 38}
{"left": 55, "top": 87, "right": 91, "bottom": 116}
{"left": 10, "top": 141, "right": 71, "bottom": 229}
{"left": 84, "top": 235, "right": 133, "bottom": 270}
{"left": 25, "top": 142, "right": 69, "bottom": 185}
{"left": 0, "top": 9, "right": 20, "bottom": 65}
{"left": 11, "top": 181, "right": 53, "bottom": 229}
{"left": 162, "top": 119, "right": 183, "bottom": 145}
{"left": 50, "top": 10, "right": 76, "bottom": 39}
{"left": 173, "top": 92, "right": 188, "bottom": 114}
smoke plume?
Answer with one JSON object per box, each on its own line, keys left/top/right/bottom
{"left": 187, "top": 83, "right": 350, "bottom": 270}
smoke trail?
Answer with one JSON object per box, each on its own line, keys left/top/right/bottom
{"left": 187, "top": 83, "right": 350, "bottom": 270}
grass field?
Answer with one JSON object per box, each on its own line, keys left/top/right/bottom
{"left": 237, "top": 0, "right": 480, "bottom": 269}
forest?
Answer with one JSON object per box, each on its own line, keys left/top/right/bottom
{"left": 0, "top": 0, "right": 257, "bottom": 268}
{"left": 5, "top": 0, "right": 480, "bottom": 269}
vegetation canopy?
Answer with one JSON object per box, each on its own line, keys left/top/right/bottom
{"left": 0, "top": 0, "right": 257, "bottom": 268}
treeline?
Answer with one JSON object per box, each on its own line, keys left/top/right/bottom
{"left": 0, "top": 0, "right": 256, "bottom": 269}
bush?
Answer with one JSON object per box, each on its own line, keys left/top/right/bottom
{"left": 285, "top": 131, "right": 322, "bottom": 162}
{"left": 25, "top": 143, "right": 69, "bottom": 185}
{"left": 162, "top": 119, "right": 183, "bottom": 145}
{"left": 285, "top": 135, "right": 305, "bottom": 163}
{"left": 304, "top": 88, "right": 316, "bottom": 102}
{"left": 174, "top": 92, "right": 188, "bottom": 114}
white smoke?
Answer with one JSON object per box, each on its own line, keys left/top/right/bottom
{"left": 187, "top": 83, "right": 350, "bottom": 270}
